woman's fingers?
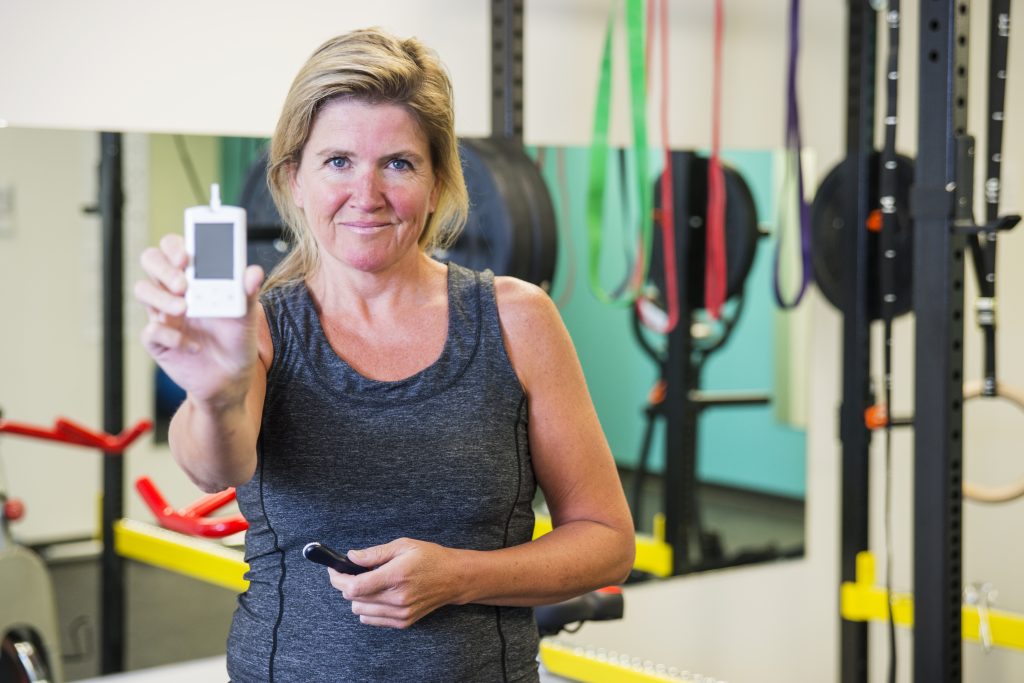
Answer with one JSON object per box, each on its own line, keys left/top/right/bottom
{"left": 140, "top": 246, "right": 187, "bottom": 295}
{"left": 244, "top": 265, "right": 265, "bottom": 294}
{"left": 141, "top": 320, "right": 195, "bottom": 354}
{"left": 159, "top": 234, "right": 189, "bottom": 271}
{"left": 135, "top": 279, "right": 186, "bottom": 318}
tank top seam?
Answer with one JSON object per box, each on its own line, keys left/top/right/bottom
{"left": 256, "top": 430, "right": 286, "bottom": 683}
{"left": 495, "top": 605, "right": 509, "bottom": 683}
{"left": 276, "top": 270, "right": 485, "bottom": 407}
{"left": 494, "top": 393, "right": 528, "bottom": 682}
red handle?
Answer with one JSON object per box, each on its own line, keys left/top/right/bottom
{"left": 134, "top": 476, "right": 247, "bottom": 538}
{"left": 0, "top": 417, "right": 152, "bottom": 453}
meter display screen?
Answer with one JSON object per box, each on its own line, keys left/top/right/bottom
{"left": 194, "top": 222, "right": 234, "bottom": 279}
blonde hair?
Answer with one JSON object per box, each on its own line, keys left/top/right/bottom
{"left": 263, "top": 28, "right": 469, "bottom": 291}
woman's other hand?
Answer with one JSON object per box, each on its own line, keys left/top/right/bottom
{"left": 327, "top": 538, "right": 465, "bottom": 629}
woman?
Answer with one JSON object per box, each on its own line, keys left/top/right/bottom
{"left": 136, "top": 28, "right": 634, "bottom": 682}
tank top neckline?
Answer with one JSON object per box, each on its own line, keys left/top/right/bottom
{"left": 287, "top": 262, "right": 482, "bottom": 405}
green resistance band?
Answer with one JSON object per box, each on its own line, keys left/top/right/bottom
{"left": 586, "top": 0, "right": 652, "bottom": 305}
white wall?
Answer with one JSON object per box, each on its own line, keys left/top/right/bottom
{"left": 1, "top": 2, "right": 1023, "bottom": 682}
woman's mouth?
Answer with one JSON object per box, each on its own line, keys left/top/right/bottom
{"left": 341, "top": 221, "right": 391, "bottom": 235}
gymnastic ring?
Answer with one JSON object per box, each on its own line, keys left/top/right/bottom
{"left": 962, "top": 380, "right": 1024, "bottom": 503}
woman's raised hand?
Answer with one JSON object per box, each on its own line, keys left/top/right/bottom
{"left": 135, "top": 234, "right": 264, "bottom": 410}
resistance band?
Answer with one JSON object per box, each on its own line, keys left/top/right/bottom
{"left": 773, "top": 0, "right": 812, "bottom": 309}
{"left": 635, "top": 0, "right": 681, "bottom": 334}
{"left": 553, "top": 147, "right": 578, "bottom": 308}
{"left": 586, "top": 0, "right": 653, "bottom": 305}
{"left": 968, "top": 0, "right": 1012, "bottom": 396}
{"left": 878, "top": 4, "right": 902, "bottom": 681}
{"left": 655, "top": 0, "right": 679, "bottom": 332}
{"left": 705, "top": 0, "right": 727, "bottom": 319}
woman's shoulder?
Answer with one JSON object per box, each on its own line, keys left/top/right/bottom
{"left": 491, "top": 275, "right": 576, "bottom": 396}
{"left": 493, "top": 275, "right": 558, "bottom": 330}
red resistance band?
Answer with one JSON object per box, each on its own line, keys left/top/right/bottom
{"left": 636, "top": 0, "right": 681, "bottom": 334}
{"left": 705, "top": 0, "right": 727, "bottom": 319}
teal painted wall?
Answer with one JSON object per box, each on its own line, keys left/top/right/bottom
{"left": 534, "top": 146, "right": 806, "bottom": 500}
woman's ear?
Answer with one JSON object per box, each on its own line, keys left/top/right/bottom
{"left": 288, "top": 161, "right": 304, "bottom": 209}
{"left": 428, "top": 179, "right": 440, "bottom": 213}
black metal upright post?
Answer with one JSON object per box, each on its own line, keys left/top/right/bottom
{"left": 663, "top": 153, "right": 695, "bottom": 575}
{"left": 839, "top": 2, "right": 877, "bottom": 682}
{"left": 99, "top": 131, "right": 126, "bottom": 675}
{"left": 491, "top": 0, "right": 524, "bottom": 141}
{"left": 913, "top": 0, "right": 968, "bottom": 680}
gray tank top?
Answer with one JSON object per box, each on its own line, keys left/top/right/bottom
{"left": 226, "top": 263, "right": 540, "bottom": 682}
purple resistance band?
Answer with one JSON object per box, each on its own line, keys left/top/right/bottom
{"left": 773, "top": 0, "right": 812, "bottom": 309}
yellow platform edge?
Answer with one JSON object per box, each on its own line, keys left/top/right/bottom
{"left": 540, "top": 640, "right": 690, "bottom": 683}
{"left": 114, "top": 518, "right": 249, "bottom": 593}
{"left": 840, "top": 551, "right": 1024, "bottom": 652}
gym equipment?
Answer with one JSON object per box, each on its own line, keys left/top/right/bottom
{"left": 584, "top": 0, "right": 652, "bottom": 306}
{"left": 441, "top": 137, "right": 558, "bottom": 287}
{"left": 833, "top": 1, "right": 1023, "bottom": 679}
{"left": 418, "top": 0, "right": 562, "bottom": 289}
{"left": 628, "top": 151, "right": 775, "bottom": 576}
{"left": 236, "top": 150, "right": 292, "bottom": 277}
{"left": 960, "top": 380, "right": 1024, "bottom": 504}
{"left": 647, "top": 153, "right": 759, "bottom": 312}
{"left": 841, "top": 551, "right": 1024, "bottom": 653}
{"left": 133, "top": 477, "right": 245, "bottom": 538}
{"left": 540, "top": 640, "right": 727, "bottom": 683}
{"left": 704, "top": 0, "right": 727, "bottom": 318}
{"left": 535, "top": 587, "right": 623, "bottom": 637}
{"left": 811, "top": 150, "right": 916, "bottom": 320}
{"left": 0, "top": 485, "right": 61, "bottom": 683}
{"left": 773, "top": 0, "right": 812, "bottom": 309}
{"left": 0, "top": 413, "right": 151, "bottom": 683}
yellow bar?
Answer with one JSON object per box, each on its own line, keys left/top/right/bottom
{"left": 540, "top": 640, "right": 692, "bottom": 683}
{"left": 534, "top": 514, "right": 673, "bottom": 579}
{"left": 841, "top": 551, "right": 1024, "bottom": 652}
{"left": 114, "top": 518, "right": 249, "bottom": 593}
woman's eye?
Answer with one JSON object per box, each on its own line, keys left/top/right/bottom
{"left": 388, "top": 158, "right": 413, "bottom": 171}
{"left": 327, "top": 156, "right": 349, "bottom": 169}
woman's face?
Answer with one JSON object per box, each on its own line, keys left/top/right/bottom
{"left": 290, "top": 98, "right": 439, "bottom": 275}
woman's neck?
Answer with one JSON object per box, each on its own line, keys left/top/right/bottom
{"left": 307, "top": 251, "right": 446, "bottom": 323}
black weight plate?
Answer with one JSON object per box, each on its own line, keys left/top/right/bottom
{"left": 811, "top": 151, "right": 914, "bottom": 319}
{"left": 498, "top": 138, "right": 559, "bottom": 288}
{"left": 442, "top": 138, "right": 525, "bottom": 278}
{"left": 474, "top": 136, "right": 538, "bottom": 282}
{"left": 443, "top": 137, "right": 558, "bottom": 287}
{"left": 650, "top": 152, "right": 760, "bottom": 310}
{"left": 238, "top": 151, "right": 291, "bottom": 274}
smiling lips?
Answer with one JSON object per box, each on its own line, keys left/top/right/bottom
{"left": 341, "top": 221, "right": 393, "bottom": 235}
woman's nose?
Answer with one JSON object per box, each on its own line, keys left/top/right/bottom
{"left": 348, "top": 168, "right": 385, "bottom": 211}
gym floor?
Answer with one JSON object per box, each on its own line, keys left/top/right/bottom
{"left": 38, "top": 479, "right": 803, "bottom": 681}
